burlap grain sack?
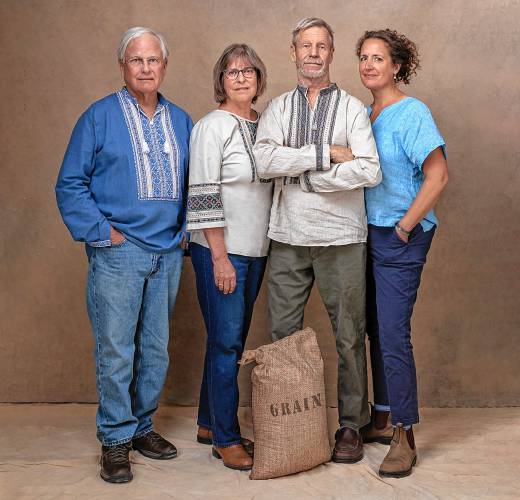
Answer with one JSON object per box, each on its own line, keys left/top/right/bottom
{"left": 240, "top": 327, "right": 331, "bottom": 479}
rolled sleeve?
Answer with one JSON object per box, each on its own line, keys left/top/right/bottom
{"left": 400, "top": 101, "right": 446, "bottom": 170}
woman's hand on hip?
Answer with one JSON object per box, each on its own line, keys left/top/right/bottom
{"left": 213, "top": 255, "right": 237, "bottom": 294}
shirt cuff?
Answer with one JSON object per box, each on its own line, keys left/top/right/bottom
{"left": 316, "top": 144, "right": 331, "bottom": 171}
{"left": 88, "top": 220, "right": 112, "bottom": 247}
{"left": 88, "top": 239, "right": 112, "bottom": 248}
{"left": 300, "top": 171, "right": 314, "bottom": 193}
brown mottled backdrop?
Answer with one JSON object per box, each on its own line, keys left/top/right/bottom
{"left": 1, "top": 0, "right": 518, "bottom": 406}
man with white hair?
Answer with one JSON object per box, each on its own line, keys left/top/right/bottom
{"left": 56, "top": 27, "right": 192, "bottom": 483}
{"left": 254, "top": 18, "right": 381, "bottom": 463}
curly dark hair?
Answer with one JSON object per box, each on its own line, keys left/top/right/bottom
{"left": 355, "top": 29, "right": 420, "bottom": 84}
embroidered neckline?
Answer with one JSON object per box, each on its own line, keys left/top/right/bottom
{"left": 120, "top": 86, "right": 166, "bottom": 116}
{"left": 215, "top": 109, "right": 259, "bottom": 123}
{"left": 296, "top": 82, "right": 338, "bottom": 96}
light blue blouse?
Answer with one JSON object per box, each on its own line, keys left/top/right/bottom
{"left": 365, "top": 97, "right": 445, "bottom": 230}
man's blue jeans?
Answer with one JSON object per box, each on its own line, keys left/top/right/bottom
{"left": 87, "top": 239, "right": 183, "bottom": 446}
{"left": 366, "top": 224, "right": 435, "bottom": 426}
{"left": 190, "top": 243, "right": 266, "bottom": 447}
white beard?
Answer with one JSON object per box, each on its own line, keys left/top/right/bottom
{"left": 297, "top": 58, "right": 327, "bottom": 79}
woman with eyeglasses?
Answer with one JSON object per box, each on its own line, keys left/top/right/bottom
{"left": 186, "top": 44, "right": 272, "bottom": 471}
{"left": 356, "top": 30, "right": 448, "bottom": 478}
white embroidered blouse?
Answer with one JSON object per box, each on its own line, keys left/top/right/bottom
{"left": 187, "top": 110, "right": 273, "bottom": 257}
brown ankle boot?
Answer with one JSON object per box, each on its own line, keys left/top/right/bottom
{"left": 379, "top": 425, "right": 417, "bottom": 478}
{"left": 212, "top": 443, "right": 253, "bottom": 471}
{"left": 360, "top": 404, "right": 393, "bottom": 445}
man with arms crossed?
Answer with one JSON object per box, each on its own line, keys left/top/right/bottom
{"left": 254, "top": 18, "right": 381, "bottom": 462}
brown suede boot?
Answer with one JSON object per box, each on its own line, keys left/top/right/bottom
{"left": 360, "top": 404, "right": 393, "bottom": 445}
{"left": 212, "top": 443, "right": 253, "bottom": 471}
{"left": 197, "top": 426, "right": 254, "bottom": 456}
{"left": 379, "top": 425, "right": 417, "bottom": 478}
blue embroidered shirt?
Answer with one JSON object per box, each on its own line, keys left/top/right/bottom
{"left": 56, "top": 88, "right": 193, "bottom": 253}
{"left": 365, "top": 97, "right": 446, "bottom": 230}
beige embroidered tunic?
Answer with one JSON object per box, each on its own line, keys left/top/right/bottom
{"left": 253, "top": 84, "right": 381, "bottom": 246}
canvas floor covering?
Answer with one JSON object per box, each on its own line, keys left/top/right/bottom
{"left": 0, "top": 404, "right": 518, "bottom": 499}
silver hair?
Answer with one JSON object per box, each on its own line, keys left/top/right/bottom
{"left": 117, "top": 27, "right": 169, "bottom": 63}
{"left": 292, "top": 17, "right": 334, "bottom": 48}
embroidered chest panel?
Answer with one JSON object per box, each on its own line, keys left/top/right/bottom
{"left": 285, "top": 85, "right": 341, "bottom": 184}
{"left": 233, "top": 117, "right": 271, "bottom": 184}
{"left": 117, "top": 90, "right": 181, "bottom": 201}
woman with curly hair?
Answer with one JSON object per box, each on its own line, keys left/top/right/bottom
{"left": 356, "top": 29, "right": 449, "bottom": 477}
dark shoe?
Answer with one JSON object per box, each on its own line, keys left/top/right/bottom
{"left": 212, "top": 443, "right": 253, "bottom": 471}
{"left": 360, "top": 404, "right": 393, "bottom": 445}
{"left": 197, "top": 426, "right": 254, "bottom": 457}
{"left": 132, "top": 431, "right": 178, "bottom": 460}
{"left": 379, "top": 425, "right": 417, "bottom": 478}
{"left": 100, "top": 443, "right": 133, "bottom": 484}
{"left": 332, "top": 427, "right": 363, "bottom": 463}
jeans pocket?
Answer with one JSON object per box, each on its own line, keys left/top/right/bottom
{"left": 111, "top": 238, "right": 128, "bottom": 248}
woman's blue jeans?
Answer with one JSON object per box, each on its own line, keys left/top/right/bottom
{"left": 87, "top": 239, "right": 183, "bottom": 446}
{"left": 190, "top": 243, "right": 266, "bottom": 447}
{"left": 366, "top": 224, "right": 435, "bottom": 426}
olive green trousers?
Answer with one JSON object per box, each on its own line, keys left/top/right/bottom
{"left": 267, "top": 240, "right": 370, "bottom": 431}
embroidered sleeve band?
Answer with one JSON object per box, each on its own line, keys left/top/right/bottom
{"left": 186, "top": 183, "right": 226, "bottom": 231}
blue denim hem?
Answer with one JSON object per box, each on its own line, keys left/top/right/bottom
{"left": 391, "top": 417, "right": 419, "bottom": 427}
{"left": 101, "top": 436, "right": 133, "bottom": 447}
{"left": 374, "top": 404, "right": 391, "bottom": 412}
{"left": 133, "top": 425, "right": 154, "bottom": 440}
{"left": 212, "top": 439, "right": 241, "bottom": 448}
{"left": 197, "top": 421, "right": 211, "bottom": 430}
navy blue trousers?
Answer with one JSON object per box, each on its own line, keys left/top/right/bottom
{"left": 366, "top": 224, "right": 435, "bottom": 426}
{"left": 190, "top": 243, "right": 266, "bottom": 447}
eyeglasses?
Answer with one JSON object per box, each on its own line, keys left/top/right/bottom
{"left": 125, "top": 57, "right": 164, "bottom": 68}
{"left": 223, "top": 67, "right": 257, "bottom": 80}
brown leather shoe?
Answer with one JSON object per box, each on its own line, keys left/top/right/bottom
{"left": 100, "top": 443, "right": 133, "bottom": 483}
{"left": 212, "top": 443, "right": 253, "bottom": 470}
{"left": 196, "top": 426, "right": 213, "bottom": 445}
{"left": 332, "top": 427, "right": 363, "bottom": 463}
{"left": 379, "top": 425, "right": 417, "bottom": 478}
{"left": 360, "top": 404, "right": 393, "bottom": 445}
{"left": 132, "top": 431, "right": 177, "bottom": 460}
{"left": 197, "top": 426, "right": 254, "bottom": 456}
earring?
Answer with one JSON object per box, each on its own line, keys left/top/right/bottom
{"left": 393, "top": 74, "right": 397, "bottom": 82}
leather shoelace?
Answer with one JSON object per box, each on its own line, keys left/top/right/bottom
{"left": 146, "top": 431, "right": 165, "bottom": 444}
{"left": 105, "top": 444, "right": 130, "bottom": 463}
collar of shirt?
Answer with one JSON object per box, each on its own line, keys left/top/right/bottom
{"left": 121, "top": 86, "right": 166, "bottom": 119}
{"left": 296, "top": 82, "right": 338, "bottom": 97}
